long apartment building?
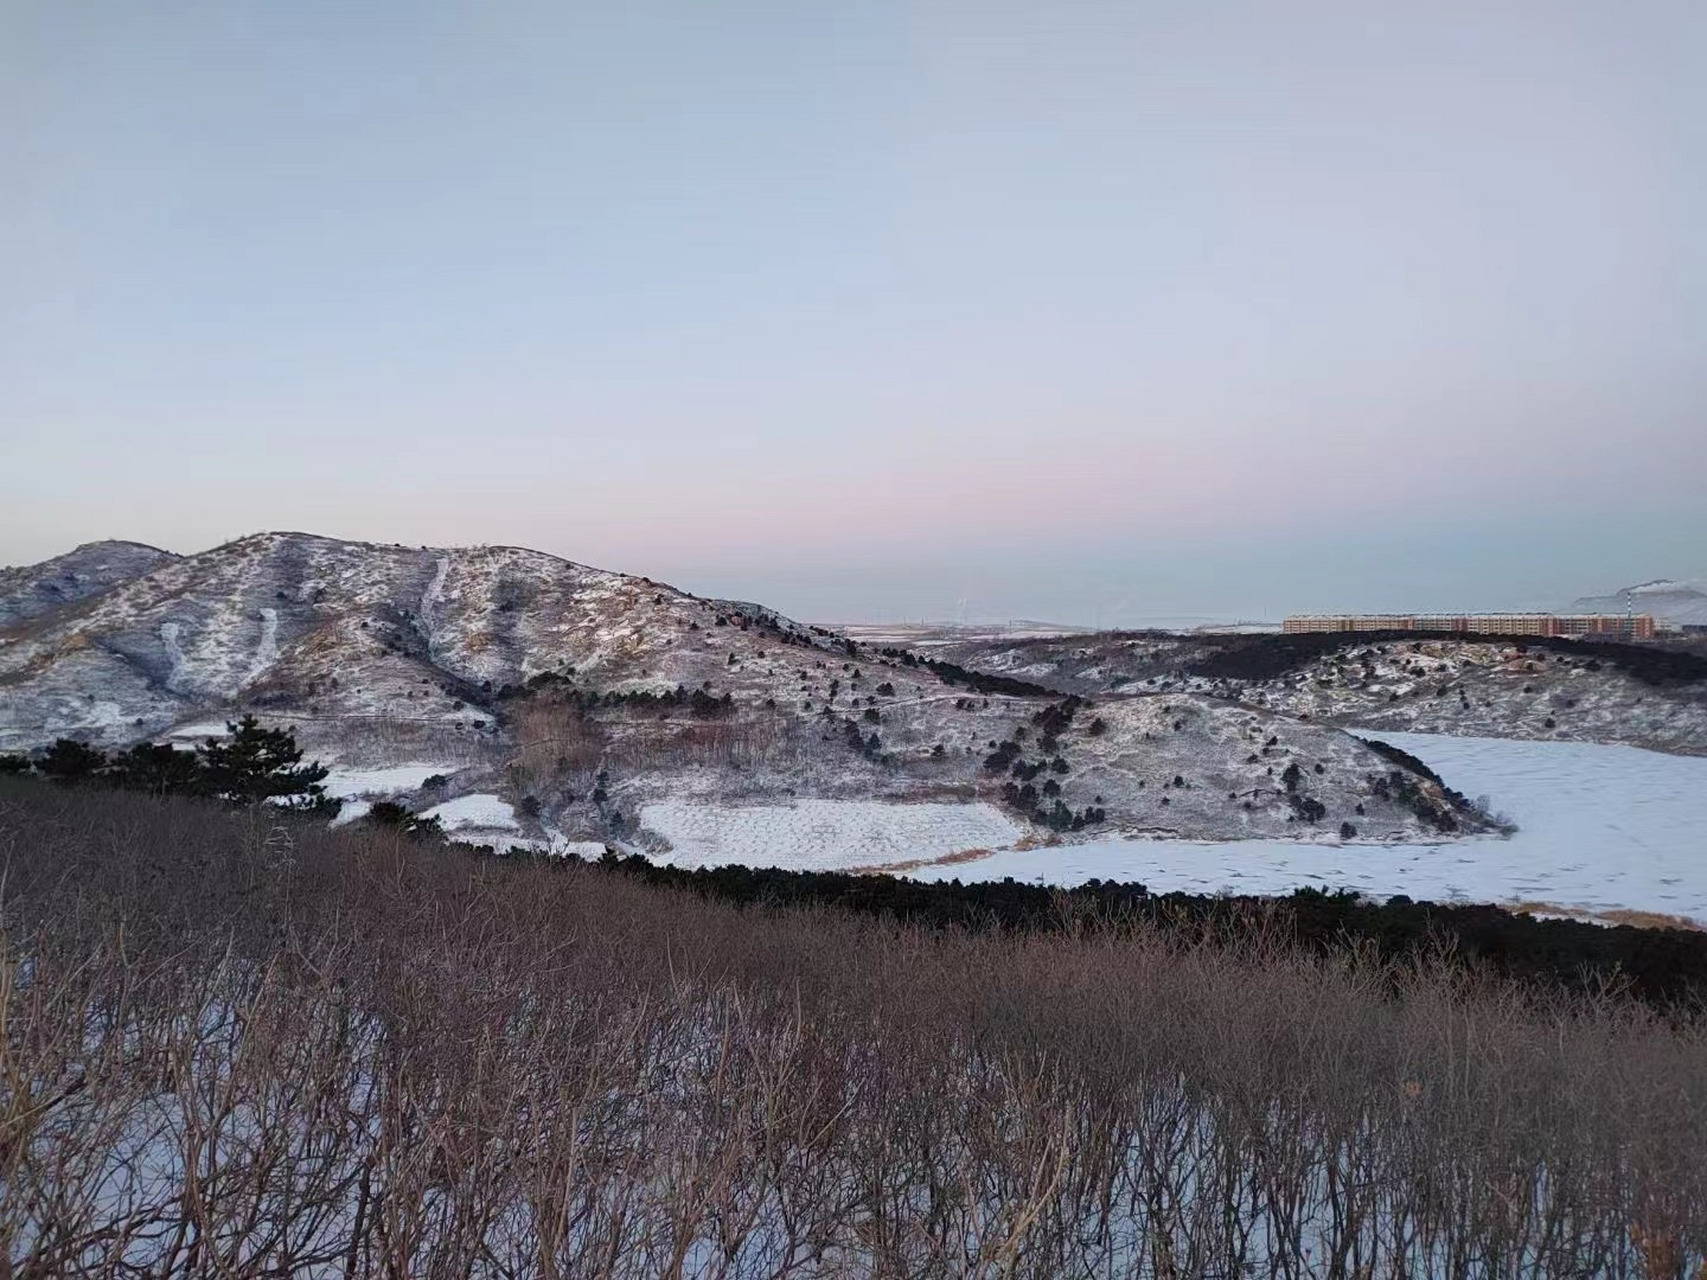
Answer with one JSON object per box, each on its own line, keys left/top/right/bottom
{"left": 1282, "top": 613, "right": 1657, "bottom": 640}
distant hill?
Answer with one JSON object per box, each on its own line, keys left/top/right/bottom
{"left": 930, "top": 628, "right": 1707, "bottom": 756}
{"left": 0, "top": 531, "right": 1485, "bottom": 849}
{"left": 0, "top": 540, "right": 179, "bottom": 627}
{"left": 1571, "top": 580, "right": 1707, "bottom": 627}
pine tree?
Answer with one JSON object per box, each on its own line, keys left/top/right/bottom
{"left": 366, "top": 800, "right": 444, "bottom": 839}
{"left": 39, "top": 739, "right": 110, "bottom": 782}
{"left": 112, "top": 743, "right": 205, "bottom": 796}
{"left": 197, "top": 716, "right": 332, "bottom": 810}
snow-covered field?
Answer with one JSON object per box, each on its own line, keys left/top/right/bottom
{"left": 321, "top": 763, "right": 454, "bottom": 799}
{"left": 640, "top": 800, "right": 1023, "bottom": 872}
{"left": 421, "top": 793, "right": 520, "bottom": 845}
{"left": 158, "top": 720, "right": 233, "bottom": 744}
{"left": 914, "top": 733, "right": 1707, "bottom": 925}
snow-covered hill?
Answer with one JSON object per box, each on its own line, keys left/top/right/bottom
{"left": 1220, "top": 639, "right": 1707, "bottom": 756}
{"left": 0, "top": 532, "right": 1491, "bottom": 849}
{"left": 937, "top": 631, "right": 1707, "bottom": 756}
{"left": 0, "top": 540, "right": 179, "bottom": 627}
{"left": 0, "top": 530, "right": 829, "bottom": 755}
{"left": 912, "top": 733, "right": 1707, "bottom": 928}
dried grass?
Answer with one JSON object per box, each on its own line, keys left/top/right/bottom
{"left": 3, "top": 779, "right": 1706, "bottom": 1276}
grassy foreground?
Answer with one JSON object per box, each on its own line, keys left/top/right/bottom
{"left": 2, "top": 781, "right": 1705, "bottom": 1277}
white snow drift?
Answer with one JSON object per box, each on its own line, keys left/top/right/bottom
{"left": 910, "top": 733, "right": 1707, "bottom": 925}
{"left": 640, "top": 799, "right": 1023, "bottom": 872}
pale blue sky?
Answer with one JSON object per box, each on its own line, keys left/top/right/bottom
{"left": 3, "top": 1, "right": 1703, "bottom": 622}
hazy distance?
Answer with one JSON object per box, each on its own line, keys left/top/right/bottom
{"left": 4, "top": 0, "right": 1703, "bottom": 624}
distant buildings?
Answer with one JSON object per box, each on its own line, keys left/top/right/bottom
{"left": 1282, "top": 613, "right": 1658, "bottom": 641}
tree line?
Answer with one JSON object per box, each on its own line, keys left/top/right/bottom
{"left": 0, "top": 715, "right": 334, "bottom": 810}
{"left": 561, "top": 851, "right": 1707, "bottom": 1008}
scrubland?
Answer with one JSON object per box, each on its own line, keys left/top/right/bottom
{"left": 3, "top": 781, "right": 1705, "bottom": 1277}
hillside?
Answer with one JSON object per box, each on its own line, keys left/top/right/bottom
{"left": 1206, "top": 638, "right": 1707, "bottom": 755}
{"left": 934, "top": 630, "right": 1707, "bottom": 755}
{"left": 0, "top": 531, "right": 836, "bottom": 757}
{"left": 0, "top": 539, "right": 179, "bottom": 627}
{"left": 0, "top": 532, "right": 1490, "bottom": 851}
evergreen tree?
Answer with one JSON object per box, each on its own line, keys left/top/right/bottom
{"left": 365, "top": 800, "right": 444, "bottom": 839}
{"left": 197, "top": 716, "right": 332, "bottom": 810}
{"left": 112, "top": 743, "right": 205, "bottom": 796}
{"left": 39, "top": 739, "right": 110, "bottom": 783}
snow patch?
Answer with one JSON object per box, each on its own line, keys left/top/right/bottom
{"left": 330, "top": 799, "right": 372, "bottom": 827}
{"left": 554, "top": 839, "right": 612, "bottom": 859}
{"left": 159, "top": 622, "right": 186, "bottom": 691}
{"left": 159, "top": 720, "right": 232, "bottom": 744}
{"left": 421, "top": 793, "right": 520, "bottom": 833}
{"left": 639, "top": 800, "right": 1023, "bottom": 872}
{"left": 243, "top": 608, "right": 279, "bottom": 685}
{"left": 320, "top": 763, "right": 454, "bottom": 800}
{"left": 910, "top": 734, "right": 1707, "bottom": 925}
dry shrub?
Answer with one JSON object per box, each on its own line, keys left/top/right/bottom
{"left": 2, "top": 780, "right": 1706, "bottom": 1277}
{"left": 511, "top": 698, "right": 611, "bottom": 776}
{"left": 605, "top": 716, "right": 800, "bottom": 772}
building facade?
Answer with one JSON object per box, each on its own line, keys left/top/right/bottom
{"left": 1281, "top": 613, "right": 1657, "bottom": 640}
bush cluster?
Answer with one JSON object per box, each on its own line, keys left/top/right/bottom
{"left": 8, "top": 784, "right": 1707, "bottom": 1275}
{"left": 0, "top": 716, "right": 332, "bottom": 810}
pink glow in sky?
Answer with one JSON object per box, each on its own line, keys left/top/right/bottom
{"left": 3, "top": 0, "right": 1703, "bottom": 623}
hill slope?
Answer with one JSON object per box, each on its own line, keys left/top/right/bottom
{"left": 0, "top": 532, "right": 1493, "bottom": 850}
{"left": 0, "top": 540, "right": 180, "bottom": 627}
{"left": 931, "top": 630, "right": 1707, "bottom": 756}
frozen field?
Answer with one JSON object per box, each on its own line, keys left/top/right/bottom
{"left": 916, "top": 733, "right": 1707, "bottom": 924}
{"left": 640, "top": 799, "right": 1023, "bottom": 872}
{"left": 421, "top": 793, "right": 521, "bottom": 842}
{"left": 320, "top": 763, "right": 454, "bottom": 799}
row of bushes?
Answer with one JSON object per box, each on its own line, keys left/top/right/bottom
{"left": 878, "top": 647, "right": 1058, "bottom": 697}
{"left": 501, "top": 679, "right": 737, "bottom": 718}
{"left": 567, "top": 852, "right": 1707, "bottom": 1007}
{"left": 0, "top": 717, "right": 333, "bottom": 809}
{"left": 8, "top": 782, "right": 1706, "bottom": 1274}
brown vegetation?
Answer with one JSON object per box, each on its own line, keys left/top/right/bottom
{"left": 1510, "top": 901, "right": 1707, "bottom": 933}
{"left": 3, "top": 780, "right": 1706, "bottom": 1276}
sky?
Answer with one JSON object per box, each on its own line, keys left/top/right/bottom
{"left": 3, "top": 0, "right": 1703, "bottom": 625}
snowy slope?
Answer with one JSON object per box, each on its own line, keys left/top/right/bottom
{"left": 0, "top": 540, "right": 179, "bottom": 627}
{"left": 911, "top": 733, "right": 1707, "bottom": 926}
{"left": 0, "top": 531, "right": 833, "bottom": 754}
{"left": 0, "top": 531, "right": 1491, "bottom": 847}
{"left": 940, "top": 630, "right": 1707, "bottom": 756}
{"left": 1216, "top": 639, "right": 1707, "bottom": 756}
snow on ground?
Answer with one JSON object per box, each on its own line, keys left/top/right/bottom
{"left": 330, "top": 799, "right": 372, "bottom": 827}
{"left": 319, "top": 763, "right": 455, "bottom": 799}
{"left": 421, "top": 793, "right": 520, "bottom": 834}
{"left": 640, "top": 800, "right": 1023, "bottom": 872}
{"left": 552, "top": 839, "right": 611, "bottom": 859}
{"left": 159, "top": 622, "right": 187, "bottom": 691}
{"left": 160, "top": 721, "right": 233, "bottom": 743}
{"left": 910, "top": 733, "right": 1707, "bottom": 924}
{"left": 244, "top": 607, "right": 279, "bottom": 684}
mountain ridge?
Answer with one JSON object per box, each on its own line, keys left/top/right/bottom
{"left": 0, "top": 531, "right": 1488, "bottom": 850}
{"left": 0, "top": 539, "right": 182, "bottom": 628}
